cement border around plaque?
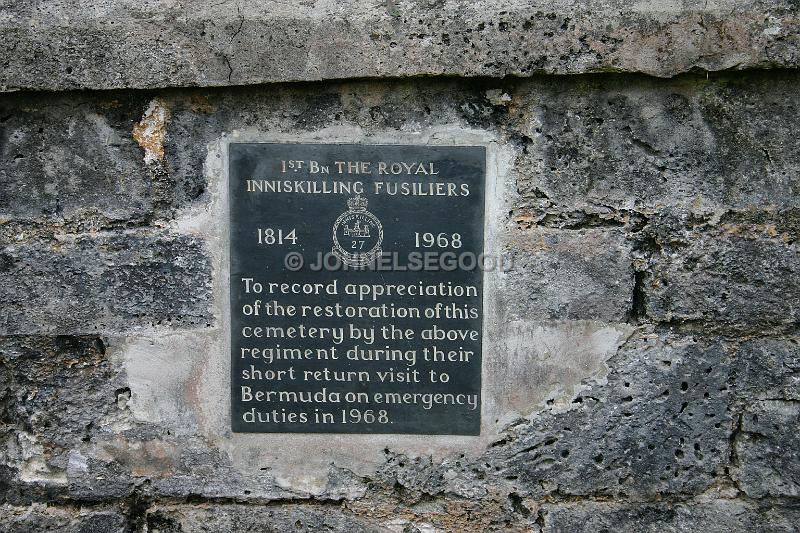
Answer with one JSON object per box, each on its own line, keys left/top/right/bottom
{"left": 114, "top": 123, "right": 631, "bottom": 494}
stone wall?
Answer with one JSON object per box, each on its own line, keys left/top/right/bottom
{"left": 1, "top": 2, "right": 799, "bottom": 532}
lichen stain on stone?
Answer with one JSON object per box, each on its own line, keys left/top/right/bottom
{"left": 97, "top": 436, "right": 178, "bottom": 478}
{"left": 349, "top": 491, "right": 520, "bottom": 533}
{"left": 188, "top": 94, "right": 215, "bottom": 114}
{"left": 133, "top": 98, "right": 170, "bottom": 165}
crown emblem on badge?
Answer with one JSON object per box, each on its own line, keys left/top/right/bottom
{"left": 347, "top": 194, "right": 369, "bottom": 211}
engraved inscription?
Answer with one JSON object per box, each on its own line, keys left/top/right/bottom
{"left": 229, "top": 143, "right": 486, "bottom": 435}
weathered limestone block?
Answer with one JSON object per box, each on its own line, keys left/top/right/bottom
{"left": 1, "top": 1, "right": 798, "bottom": 91}
{"left": 732, "top": 338, "right": 800, "bottom": 401}
{"left": 0, "top": 233, "right": 212, "bottom": 334}
{"left": 0, "top": 336, "right": 130, "bottom": 504}
{"left": 541, "top": 499, "right": 800, "bottom": 533}
{"left": 477, "top": 332, "right": 731, "bottom": 500}
{"left": 513, "top": 73, "right": 800, "bottom": 215}
{"left": 642, "top": 213, "right": 799, "bottom": 333}
{"left": 0, "top": 93, "right": 199, "bottom": 224}
{"left": 501, "top": 228, "right": 633, "bottom": 322}
{"left": 361, "top": 332, "right": 730, "bottom": 504}
{"left": 0, "top": 504, "right": 128, "bottom": 533}
{"left": 142, "top": 503, "right": 384, "bottom": 533}
{"left": 731, "top": 400, "right": 800, "bottom": 498}
{"left": 726, "top": 338, "right": 799, "bottom": 498}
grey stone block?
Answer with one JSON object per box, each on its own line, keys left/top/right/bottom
{"left": 0, "top": 336, "right": 131, "bottom": 504}
{"left": 143, "top": 504, "right": 384, "bottom": 533}
{"left": 542, "top": 499, "right": 800, "bottom": 533}
{"left": 0, "top": 93, "right": 201, "bottom": 223}
{"left": 485, "top": 333, "right": 731, "bottom": 499}
{"left": 733, "top": 338, "right": 800, "bottom": 401}
{"left": 0, "top": 504, "right": 128, "bottom": 533}
{"left": 0, "top": 1, "right": 798, "bottom": 91}
{"left": 0, "top": 232, "right": 212, "bottom": 334}
{"left": 728, "top": 338, "right": 799, "bottom": 500}
{"left": 372, "top": 333, "right": 732, "bottom": 501}
{"left": 732, "top": 400, "right": 800, "bottom": 498}
{"left": 514, "top": 73, "right": 800, "bottom": 213}
{"left": 501, "top": 228, "right": 633, "bottom": 322}
{"left": 644, "top": 225, "right": 799, "bottom": 334}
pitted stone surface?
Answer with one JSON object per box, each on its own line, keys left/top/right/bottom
{"left": 0, "top": 1, "right": 799, "bottom": 91}
{"left": 540, "top": 499, "right": 800, "bottom": 532}
{"left": 481, "top": 332, "right": 732, "bottom": 500}
{"left": 642, "top": 211, "right": 800, "bottom": 334}
{"left": 732, "top": 400, "right": 800, "bottom": 498}
{"left": 0, "top": 505, "right": 128, "bottom": 533}
{"left": 141, "top": 504, "right": 385, "bottom": 533}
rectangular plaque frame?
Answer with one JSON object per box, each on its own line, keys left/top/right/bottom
{"left": 229, "top": 143, "right": 486, "bottom": 435}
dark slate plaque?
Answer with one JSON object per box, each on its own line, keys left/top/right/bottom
{"left": 229, "top": 143, "right": 485, "bottom": 435}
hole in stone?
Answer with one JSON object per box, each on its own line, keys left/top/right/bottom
{"left": 115, "top": 387, "right": 131, "bottom": 409}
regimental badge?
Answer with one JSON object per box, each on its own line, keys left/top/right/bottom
{"left": 332, "top": 194, "right": 383, "bottom": 267}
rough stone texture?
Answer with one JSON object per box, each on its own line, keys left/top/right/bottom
{"left": 0, "top": 93, "right": 201, "bottom": 224}
{"left": 142, "top": 503, "right": 385, "bottom": 533}
{"left": 484, "top": 333, "right": 732, "bottom": 501}
{"left": 0, "top": 233, "right": 212, "bottom": 335}
{"left": 0, "top": 336, "right": 125, "bottom": 505}
{"left": 732, "top": 338, "right": 800, "bottom": 401}
{"left": 642, "top": 212, "right": 800, "bottom": 334}
{"left": 0, "top": 504, "right": 128, "bottom": 533}
{"left": 1, "top": 1, "right": 799, "bottom": 91}
{"left": 541, "top": 499, "right": 800, "bottom": 532}
{"left": 732, "top": 400, "right": 800, "bottom": 498}
{"left": 1, "top": 43, "right": 800, "bottom": 533}
{"left": 502, "top": 228, "right": 633, "bottom": 322}
{"left": 511, "top": 72, "right": 800, "bottom": 214}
